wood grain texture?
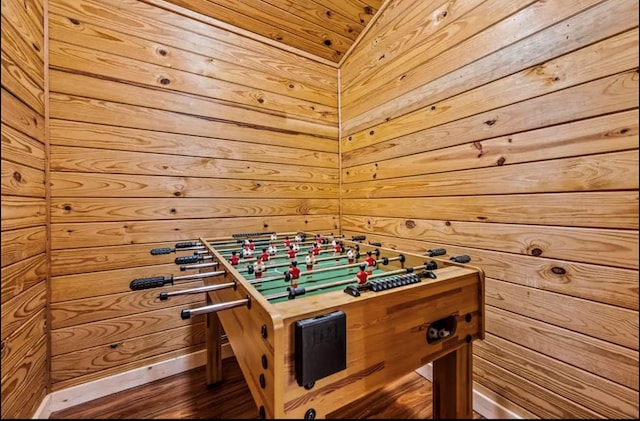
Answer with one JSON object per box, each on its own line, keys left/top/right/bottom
{"left": 475, "top": 333, "right": 639, "bottom": 419}
{"left": 1, "top": 159, "right": 45, "bottom": 197}
{"left": 342, "top": 192, "right": 639, "bottom": 229}
{"left": 50, "top": 120, "right": 338, "bottom": 159}
{"left": 343, "top": 69, "right": 639, "bottom": 154}
{"left": 340, "top": 228, "right": 640, "bottom": 311}
{"left": 46, "top": 0, "right": 340, "bottom": 391}
{"left": 485, "top": 278, "right": 638, "bottom": 350}
{"left": 1, "top": 195, "right": 46, "bottom": 230}
{"left": 50, "top": 197, "right": 339, "bottom": 222}
{"left": 342, "top": 0, "right": 633, "bottom": 130}
{"left": 1, "top": 253, "right": 47, "bottom": 305}
{"left": 50, "top": 214, "right": 338, "bottom": 249}
{"left": 50, "top": 172, "right": 339, "bottom": 199}
{"left": 1, "top": 123, "right": 45, "bottom": 170}
{"left": 51, "top": 263, "right": 190, "bottom": 302}
{"left": 50, "top": 0, "right": 337, "bottom": 87}
{"left": 342, "top": 107, "right": 638, "bottom": 170}
{"left": 0, "top": 0, "right": 47, "bottom": 418}
{"left": 49, "top": 41, "right": 338, "bottom": 124}
{"left": 50, "top": 70, "right": 337, "bottom": 137}
{"left": 344, "top": 2, "right": 639, "bottom": 135}
{"left": 340, "top": 0, "right": 639, "bottom": 416}
{"left": 49, "top": 356, "right": 485, "bottom": 419}
{"left": 342, "top": 150, "right": 639, "bottom": 197}
{"left": 486, "top": 306, "right": 638, "bottom": 391}
{"left": 46, "top": 12, "right": 337, "bottom": 106}
{"left": 50, "top": 324, "right": 206, "bottom": 382}
{"left": 160, "top": 0, "right": 380, "bottom": 62}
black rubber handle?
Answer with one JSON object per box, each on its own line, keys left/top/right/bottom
{"left": 175, "top": 255, "right": 201, "bottom": 265}
{"left": 425, "top": 261, "right": 438, "bottom": 270}
{"left": 368, "top": 241, "right": 382, "bottom": 247}
{"left": 427, "top": 248, "right": 446, "bottom": 257}
{"left": 450, "top": 255, "right": 471, "bottom": 263}
{"left": 130, "top": 275, "right": 173, "bottom": 290}
{"left": 287, "top": 286, "right": 306, "bottom": 299}
{"left": 175, "top": 241, "right": 199, "bottom": 249}
{"left": 351, "top": 235, "right": 366, "bottom": 241}
{"left": 181, "top": 309, "right": 191, "bottom": 319}
{"left": 150, "top": 247, "right": 173, "bottom": 255}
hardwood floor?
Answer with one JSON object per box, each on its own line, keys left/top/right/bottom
{"left": 50, "top": 357, "right": 483, "bottom": 419}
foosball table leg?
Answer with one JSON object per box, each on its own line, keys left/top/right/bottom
{"left": 205, "top": 293, "right": 223, "bottom": 386}
{"left": 432, "top": 342, "right": 473, "bottom": 419}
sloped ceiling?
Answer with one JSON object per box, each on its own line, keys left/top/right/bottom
{"left": 162, "top": 0, "right": 384, "bottom": 63}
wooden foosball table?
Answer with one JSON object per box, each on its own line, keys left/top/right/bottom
{"left": 131, "top": 231, "right": 485, "bottom": 419}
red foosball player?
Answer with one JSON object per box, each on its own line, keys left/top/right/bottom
{"left": 305, "top": 250, "right": 316, "bottom": 271}
{"left": 286, "top": 245, "right": 297, "bottom": 261}
{"left": 259, "top": 248, "right": 270, "bottom": 263}
{"left": 247, "top": 239, "right": 255, "bottom": 251}
{"left": 333, "top": 241, "right": 343, "bottom": 261}
{"left": 254, "top": 257, "right": 265, "bottom": 279}
{"left": 229, "top": 251, "right": 240, "bottom": 266}
{"left": 364, "top": 251, "right": 376, "bottom": 275}
{"left": 312, "top": 244, "right": 321, "bottom": 255}
{"left": 288, "top": 261, "right": 301, "bottom": 288}
{"left": 355, "top": 263, "right": 369, "bottom": 285}
{"left": 283, "top": 236, "right": 291, "bottom": 248}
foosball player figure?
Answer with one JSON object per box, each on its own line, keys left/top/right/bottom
{"left": 242, "top": 244, "right": 253, "bottom": 259}
{"left": 268, "top": 242, "right": 277, "bottom": 256}
{"left": 312, "top": 243, "right": 321, "bottom": 255}
{"left": 229, "top": 251, "right": 240, "bottom": 266}
{"left": 364, "top": 251, "right": 376, "bottom": 275}
{"left": 333, "top": 241, "right": 343, "bottom": 261}
{"left": 270, "top": 233, "right": 277, "bottom": 241}
{"left": 283, "top": 236, "right": 291, "bottom": 248}
{"left": 247, "top": 239, "right": 255, "bottom": 251}
{"left": 347, "top": 246, "right": 356, "bottom": 264}
{"left": 292, "top": 242, "right": 301, "bottom": 252}
{"left": 305, "top": 250, "right": 316, "bottom": 271}
{"left": 288, "top": 260, "right": 301, "bottom": 289}
{"left": 355, "top": 263, "right": 369, "bottom": 285}
{"left": 259, "top": 248, "right": 270, "bottom": 263}
{"left": 294, "top": 233, "right": 303, "bottom": 243}
{"left": 254, "top": 257, "right": 265, "bottom": 279}
{"left": 286, "top": 245, "right": 297, "bottom": 261}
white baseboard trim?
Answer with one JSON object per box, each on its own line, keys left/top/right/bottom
{"left": 414, "top": 363, "right": 522, "bottom": 419}
{"left": 33, "top": 348, "right": 215, "bottom": 419}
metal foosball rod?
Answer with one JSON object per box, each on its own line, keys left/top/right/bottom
{"left": 129, "top": 269, "right": 225, "bottom": 291}
{"left": 210, "top": 234, "right": 345, "bottom": 257}
{"left": 197, "top": 238, "right": 320, "bottom": 256}
{"left": 181, "top": 296, "right": 251, "bottom": 320}
{"left": 158, "top": 281, "right": 237, "bottom": 300}
{"left": 178, "top": 247, "right": 350, "bottom": 272}
{"left": 248, "top": 249, "right": 390, "bottom": 285}
{"left": 148, "top": 231, "right": 299, "bottom": 255}
{"left": 266, "top": 261, "right": 439, "bottom": 301}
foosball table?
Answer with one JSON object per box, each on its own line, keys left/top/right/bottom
{"left": 131, "top": 231, "right": 485, "bottom": 419}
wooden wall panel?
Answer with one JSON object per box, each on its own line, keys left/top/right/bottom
{"left": 48, "top": 0, "right": 339, "bottom": 389}
{"left": 0, "top": 0, "right": 47, "bottom": 417}
{"left": 340, "top": 0, "right": 639, "bottom": 418}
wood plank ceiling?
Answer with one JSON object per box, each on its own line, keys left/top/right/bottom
{"left": 161, "top": 0, "right": 384, "bottom": 63}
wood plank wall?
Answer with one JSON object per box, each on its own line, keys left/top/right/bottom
{"left": 1, "top": 0, "right": 49, "bottom": 418}
{"left": 339, "top": 0, "right": 639, "bottom": 418}
{"left": 47, "top": 0, "right": 339, "bottom": 391}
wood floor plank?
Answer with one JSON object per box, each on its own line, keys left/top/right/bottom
{"left": 49, "top": 356, "right": 484, "bottom": 419}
